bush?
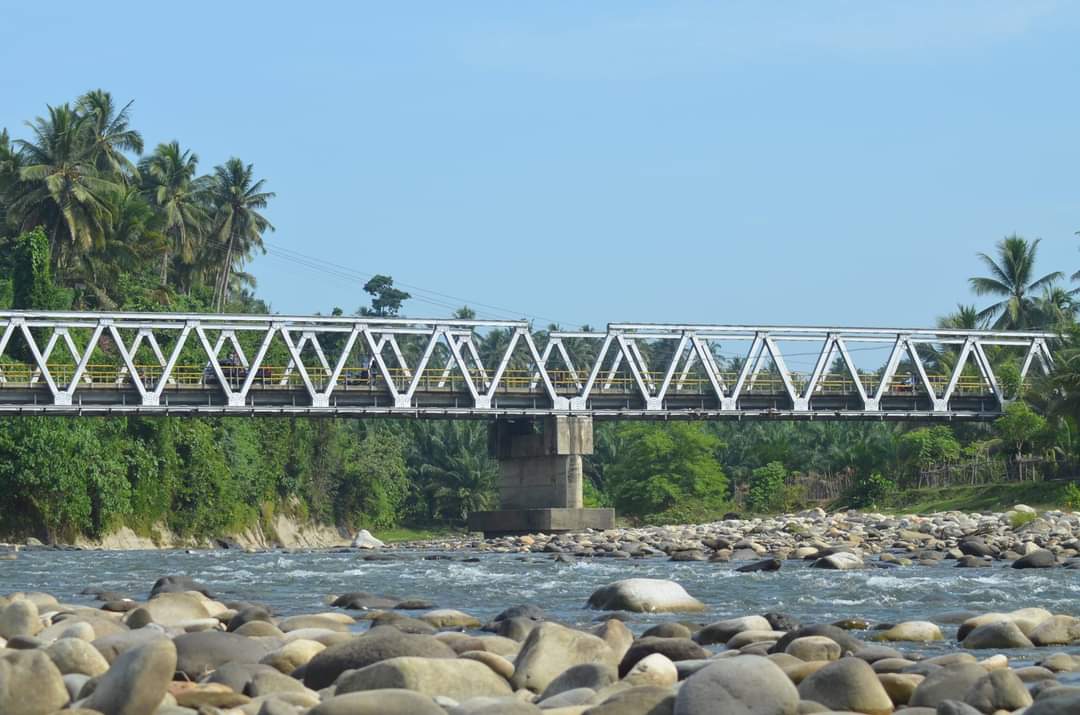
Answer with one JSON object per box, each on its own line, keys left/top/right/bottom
{"left": 1010, "top": 510, "right": 1037, "bottom": 529}
{"left": 1065, "top": 483, "right": 1080, "bottom": 512}
{"left": 747, "top": 462, "right": 787, "bottom": 513}
{"left": 848, "top": 472, "right": 895, "bottom": 509}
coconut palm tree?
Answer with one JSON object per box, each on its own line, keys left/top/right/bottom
{"left": 139, "top": 142, "right": 208, "bottom": 285}
{"left": 205, "top": 158, "right": 274, "bottom": 311}
{"left": 10, "top": 104, "right": 121, "bottom": 266}
{"left": 970, "top": 236, "right": 1063, "bottom": 329}
{"left": 75, "top": 90, "right": 143, "bottom": 180}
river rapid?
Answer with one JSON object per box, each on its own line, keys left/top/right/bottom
{"left": 6, "top": 547, "right": 1080, "bottom": 664}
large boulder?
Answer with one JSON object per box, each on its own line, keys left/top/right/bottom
{"left": 768, "top": 625, "right": 862, "bottom": 655}
{"left": 961, "top": 620, "right": 1034, "bottom": 649}
{"left": 963, "top": 668, "right": 1033, "bottom": 712}
{"left": 811, "top": 552, "right": 864, "bottom": 570}
{"left": 587, "top": 579, "right": 705, "bottom": 613}
{"left": 0, "top": 600, "right": 41, "bottom": 639}
{"left": 142, "top": 592, "right": 211, "bottom": 626}
{"left": 173, "top": 630, "right": 277, "bottom": 679}
{"left": 46, "top": 637, "right": 110, "bottom": 676}
{"left": 693, "top": 616, "right": 772, "bottom": 645}
{"left": 618, "top": 637, "right": 708, "bottom": 677}
{"left": 352, "top": 529, "right": 385, "bottom": 549}
{"left": 796, "top": 657, "right": 892, "bottom": 715}
{"left": 1026, "top": 691, "right": 1080, "bottom": 714}
{"left": 909, "top": 664, "right": 989, "bottom": 708}
{"left": 510, "top": 622, "right": 617, "bottom": 693}
{"left": 587, "top": 684, "right": 676, "bottom": 714}
{"left": 0, "top": 650, "right": 70, "bottom": 715}
{"left": 83, "top": 638, "right": 177, "bottom": 715}
{"left": 302, "top": 627, "right": 457, "bottom": 690}
{"left": 149, "top": 575, "right": 212, "bottom": 597}
{"left": 90, "top": 629, "right": 168, "bottom": 665}
{"left": 674, "top": 655, "right": 798, "bottom": 715}
{"left": 1029, "top": 616, "right": 1080, "bottom": 646}
{"left": 308, "top": 690, "right": 446, "bottom": 715}
{"left": 1013, "top": 549, "right": 1057, "bottom": 569}
{"left": 872, "top": 621, "right": 943, "bottom": 643}
{"left": 538, "top": 662, "right": 617, "bottom": 700}
{"left": 336, "top": 656, "right": 512, "bottom": 700}
{"left": 260, "top": 638, "right": 325, "bottom": 674}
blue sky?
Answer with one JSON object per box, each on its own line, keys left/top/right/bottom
{"left": 2, "top": 1, "right": 1079, "bottom": 334}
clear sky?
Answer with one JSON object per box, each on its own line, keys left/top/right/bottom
{"left": 3, "top": 1, "right": 1079, "bottom": 335}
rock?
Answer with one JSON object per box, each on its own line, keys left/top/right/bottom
{"left": 448, "top": 696, "right": 541, "bottom": 714}
{"left": 674, "top": 655, "right": 799, "bottom": 715}
{"left": 172, "top": 682, "right": 251, "bottom": 708}
{"left": 785, "top": 636, "right": 841, "bottom": 662}
{"left": 336, "top": 656, "right": 512, "bottom": 700}
{"left": 352, "top": 529, "right": 385, "bottom": 549}
{"left": 228, "top": 606, "right": 273, "bottom": 632}
{"left": 460, "top": 650, "right": 514, "bottom": 680}
{"left": 173, "top": 630, "right": 276, "bottom": 679}
{"left": 83, "top": 638, "right": 177, "bottom": 715}
{"left": 872, "top": 621, "right": 943, "bottom": 642}
{"left": 694, "top": 616, "right": 772, "bottom": 645}
{"left": 307, "top": 690, "right": 447, "bottom": 715}
{"left": 769, "top": 625, "right": 862, "bottom": 655}
{"left": 961, "top": 620, "right": 1034, "bottom": 649}
{"left": 590, "top": 619, "right": 634, "bottom": 662}
{"left": 278, "top": 614, "right": 350, "bottom": 633}
{"left": 90, "top": 629, "right": 166, "bottom": 665}
{"left": 1026, "top": 691, "right": 1080, "bottom": 714}
{"left": 149, "top": 575, "right": 211, "bottom": 598}
{"left": 796, "top": 657, "right": 892, "bottom": 715}
{"left": 963, "top": 668, "right": 1032, "bottom": 712}
{"left": 46, "top": 637, "right": 110, "bottom": 676}
{"left": 642, "top": 623, "right": 692, "bottom": 640}
{"left": 492, "top": 604, "right": 545, "bottom": 623}
{"left": 936, "top": 701, "right": 982, "bottom": 715}
{"left": 0, "top": 650, "right": 70, "bottom": 715}
{"left": 878, "top": 672, "right": 923, "bottom": 705}
{"left": 260, "top": 639, "right": 325, "bottom": 674}
{"left": 421, "top": 609, "right": 482, "bottom": 630}
{"left": 624, "top": 652, "right": 678, "bottom": 688}
{"left": 331, "top": 592, "right": 400, "bottom": 610}
{"left": 1029, "top": 615, "right": 1080, "bottom": 646}
{"left": 0, "top": 600, "right": 41, "bottom": 639}
{"left": 493, "top": 617, "right": 538, "bottom": 642}
{"left": 587, "top": 579, "right": 705, "bottom": 613}
{"left": 1013, "top": 549, "right": 1057, "bottom": 568}
{"left": 538, "top": 686, "right": 595, "bottom": 708}
{"left": 736, "top": 558, "right": 782, "bottom": 573}
{"left": 236, "top": 620, "right": 285, "bottom": 638}
{"left": 811, "top": 552, "right": 863, "bottom": 570}
{"left": 247, "top": 667, "right": 312, "bottom": 697}
{"left": 303, "top": 627, "right": 457, "bottom": 690}
{"left": 586, "top": 685, "right": 675, "bottom": 714}
{"left": 619, "top": 637, "right": 708, "bottom": 676}
{"left": 539, "top": 662, "right": 618, "bottom": 700}
{"left": 909, "top": 664, "right": 989, "bottom": 708}
{"left": 142, "top": 593, "right": 211, "bottom": 626}
{"left": 511, "top": 622, "right": 617, "bottom": 693}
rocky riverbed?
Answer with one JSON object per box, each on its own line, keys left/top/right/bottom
{"left": 387, "top": 505, "right": 1080, "bottom": 573}
{"left": 0, "top": 506, "right": 1079, "bottom": 713}
{"left": 0, "top": 566, "right": 1079, "bottom": 714}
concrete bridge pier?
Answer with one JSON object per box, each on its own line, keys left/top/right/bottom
{"left": 467, "top": 415, "right": 615, "bottom": 536}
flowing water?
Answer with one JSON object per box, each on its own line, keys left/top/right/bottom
{"left": 7, "top": 548, "right": 1080, "bottom": 663}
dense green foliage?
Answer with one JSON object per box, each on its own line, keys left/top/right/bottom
{"left": 0, "top": 90, "right": 1078, "bottom": 541}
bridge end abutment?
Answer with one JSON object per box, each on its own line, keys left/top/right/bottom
{"left": 466, "top": 415, "right": 615, "bottom": 536}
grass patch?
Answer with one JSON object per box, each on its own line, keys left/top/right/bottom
{"left": 1010, "top": 511, "right": 1038, "bottom": 529}
{"left": 860, "top": 481, "right": 1073, "bottom": 514}
{"left": 372, "top": 526, "right": 461, "bottom": 543}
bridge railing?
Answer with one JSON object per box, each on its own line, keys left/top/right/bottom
{"left": 0, "top": 311, "right": 1058, "bottom": 417}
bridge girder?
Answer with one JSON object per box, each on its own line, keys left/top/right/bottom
{"left": 0, "top": 311, "right": 1057, "bottom": 420}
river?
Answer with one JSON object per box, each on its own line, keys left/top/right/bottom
{"left": 6, "top": 547, "right": 1080, "bottom": 664}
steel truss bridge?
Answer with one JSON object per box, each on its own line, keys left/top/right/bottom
{"left": 0, "top": 311, "right": 1057, "bottom": 420}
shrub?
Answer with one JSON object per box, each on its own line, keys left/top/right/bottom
{"left": 1065, "top": 483, "right": 1080, "bottom": 512}
{"left": 747, "top": 462, "right": 787, "bottom": 513}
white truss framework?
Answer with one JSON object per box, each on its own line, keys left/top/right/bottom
{"left": 0, "top": 311, "right": 1058, "bottom": 419}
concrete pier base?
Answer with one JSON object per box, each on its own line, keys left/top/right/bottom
{"left": 467, "top": 416, "right": 615, "bottom": 536}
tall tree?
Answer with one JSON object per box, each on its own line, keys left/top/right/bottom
{"left": 206, "top": 158, "right": 274, "bottom": 311}
{"left": 970, "top": 236, "right": 1063, "bottom": 329}
{"left": 139, "top": 142, "right": 207, "bottom": 285}
{"left": 75, "top": 90, "right": 143, "bottom": 180}
{"left": 10, "top": 104, "right": 121, "bottom": 265}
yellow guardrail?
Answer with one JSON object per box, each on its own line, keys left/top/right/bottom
{"left": 0, "top": 362, "right": 995, "bottom": 396}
